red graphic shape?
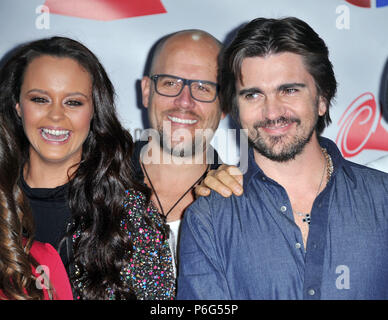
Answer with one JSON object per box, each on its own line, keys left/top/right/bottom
{"left": 345, "top": 0, "right": 371, "bottom": 8}
{"left": 44, "top": 0, "right": 166, "bottom": 21}
{"left": 336, "top": 92, "right": 388, "bottom": 158}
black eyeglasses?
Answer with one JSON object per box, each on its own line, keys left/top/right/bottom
{"left": 150, "top": 74, "right": 218, "bottom": 103}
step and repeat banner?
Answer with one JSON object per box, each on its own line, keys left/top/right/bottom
{"left": 1, "top": 0, "right": 388, "bottom": 170}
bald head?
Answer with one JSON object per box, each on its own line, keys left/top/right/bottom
{"left": 149, "top": 29, "right": 222, "bottom": 76}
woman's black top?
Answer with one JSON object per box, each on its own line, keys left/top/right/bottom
{"left": 19, "top": 175, "right": 72, "bottom": 274}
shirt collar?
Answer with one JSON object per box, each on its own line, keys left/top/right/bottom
{"left": 243, "top": 136, "right": 356, "bottom": 189}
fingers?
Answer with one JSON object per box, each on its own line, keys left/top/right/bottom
{"left": 213, "top": 166, "right": 243, "bottom": 196}
{"left": 194, "top": 182, "right": 212, "bottom": 198}
{"left": 195, "top": 165, "right": 244, "bottom": 198}
{"left": 225, "top": 165, "right": 243, "bottom": 187}
{"left": 206, "top": 174, "right": 234, "bottom": 197}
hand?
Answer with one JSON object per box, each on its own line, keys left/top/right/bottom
{"left": 195, "top": 164, "right": 243, "bottom": 198}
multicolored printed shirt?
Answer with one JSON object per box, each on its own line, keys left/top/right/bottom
{"left": 72, "top": 189, "right": 175, "bottom": 300}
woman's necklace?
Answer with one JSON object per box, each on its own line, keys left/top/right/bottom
{"left": 141, "top": 162, "right": 210, "bottom": 221}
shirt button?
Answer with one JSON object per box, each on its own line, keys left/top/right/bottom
{"left": 295, "top": 242, "right": 301, "bottom": 249}
{"left": 262, "top": 176, "right": 266, "bottom": 181}
{"left": 280, "top": 206, "right": 287, "bottom": 213}
{"left": 308, "top": 289, "right": 316, "bottom": 296}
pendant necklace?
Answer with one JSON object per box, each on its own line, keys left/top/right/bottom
{"left": 141, "top": 162, "right": 210, "bottom": 221}
{"left": 295, "top": 147, "right": 333, "bottom": 225}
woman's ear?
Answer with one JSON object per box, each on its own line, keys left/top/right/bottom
{"left": 15, "top": 103, "right": 22, "bottom": 117}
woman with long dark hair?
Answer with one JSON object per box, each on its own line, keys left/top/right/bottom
{"left": 0, "top": 111, "right": 72, "bottom": 300}
{"left": 0, "top": 36, "right": 175, "bottom": 299}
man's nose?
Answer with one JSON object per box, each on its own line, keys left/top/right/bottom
{"left": 174, "top": 85, "right": 196, "bottom": 109}
{"left": 262, "top": 95, "right": 286, "bottom": 120}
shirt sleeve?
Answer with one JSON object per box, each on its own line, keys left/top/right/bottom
{"left": 41, "top": 243, "right": 73, "bottom": 300}
{"left": 177, "top": 198, "right": 231, "bottom": 300}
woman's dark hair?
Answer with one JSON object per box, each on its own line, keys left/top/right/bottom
{"left": 0, "top": 112, "right": 44, "bottom": 299}
{"left": 219, "top": 17, "right": 337, "bottom": 136}
{"left": 0, "top": 36, "right": 152, "bottom": 299}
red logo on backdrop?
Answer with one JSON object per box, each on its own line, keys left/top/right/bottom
{"left": 44, "top": 0, "right": 166, "bottom": 21}
{"left": 345, "top": 0, "right": 372, "bottom": 7}
{"left": 336, "top": 92, "right": 388, "bottom": 157}
{"left": 345, "top": 0, "right": 388, "bottom": 8}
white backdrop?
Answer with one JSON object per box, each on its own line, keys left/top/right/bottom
{"left": 1, "top": 0, "right": 387, "bottom": 168}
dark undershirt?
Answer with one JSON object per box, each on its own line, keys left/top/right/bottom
{"left": 19, "top": 175, "right": 72, "bottom": 275}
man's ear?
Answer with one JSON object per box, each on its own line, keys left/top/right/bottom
{"left": 318, "top": 96, "right": 327, "bottom": 117}
{"left": 141, "top": 76, "right": 151, "bottom": 108}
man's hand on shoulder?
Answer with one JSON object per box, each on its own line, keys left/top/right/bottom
{"left": 195, "top": 164, "right": 243, "bottom": 198}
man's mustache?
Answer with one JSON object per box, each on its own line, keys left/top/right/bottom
{"left": 253, "top": 116, "right": 301, "bottom": 129}
{"left": 163, "top": 108, "right": 201, "bottom": 120}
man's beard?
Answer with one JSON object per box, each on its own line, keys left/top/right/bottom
{"left": 159, "top": 130, "right": 197, "bottom": 157}
{"left": 158, "top": 125, "right": 207, "bottom": 158}
{"left": 248, "top": 115, "right": 317, "bottom": 162}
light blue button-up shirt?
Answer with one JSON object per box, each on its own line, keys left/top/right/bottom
{"left": 177, "top": 138, "right": 388, "bottom": 300}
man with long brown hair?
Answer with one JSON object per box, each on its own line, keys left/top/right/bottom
{"left": 178, "top": 17, "right": 388, "bottom": 300}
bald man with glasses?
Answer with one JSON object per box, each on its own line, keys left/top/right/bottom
{"left": 132, "top": 30, "right": 243, "bottom": 276}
